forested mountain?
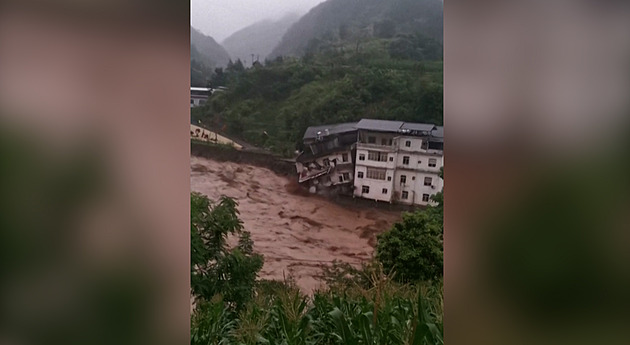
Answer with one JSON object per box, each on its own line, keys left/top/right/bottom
{"left": 270, "top": 0, "right": 443, "bottom": 58}
{"left": 191, "top": 26, "right": 230, "bottom": 86}
{"left": 191, "top": 26, "right": 230, "bottom": 68}
{"left": 192, "top": 0, "right": 443, "bottom": 155}
{"left": 222, "top": 13, "right": 300, "bottom": 64}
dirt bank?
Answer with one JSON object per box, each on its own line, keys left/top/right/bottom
{"left": 191, "top": 156, "right": 402, "bottom": 293}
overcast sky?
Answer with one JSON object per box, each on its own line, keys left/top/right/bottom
{"left": 191, "top": 0, "right": 326, "bottom": 42}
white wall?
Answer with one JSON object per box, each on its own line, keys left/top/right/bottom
{"left": 353, "top": 165, "right": 394, "bottom": 202}
{"left": 355, "top": 148, "right": 397, "bottom": 170}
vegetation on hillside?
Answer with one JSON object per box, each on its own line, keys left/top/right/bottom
{"left": 270, "top": 0, "right": 443, "bottom": 58}
{"left": 192, "top": 34, "right": 442, "bottom": 156}
{"left": 191, "top": 192, "right": 444, "bottom": 345}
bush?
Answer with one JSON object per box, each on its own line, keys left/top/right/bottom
{"left": 376, "top": 209, "right": 443, "bottom": 283}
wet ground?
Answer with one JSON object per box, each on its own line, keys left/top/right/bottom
{"left": 191, "top": 156, "right": 402, "bottom": 292}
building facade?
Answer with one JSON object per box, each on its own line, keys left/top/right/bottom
{"left": 297, "top": 119, "right": 443, "bottom": 206}
{"left": 353, "top": 119, "right": 443, "bottom": 206}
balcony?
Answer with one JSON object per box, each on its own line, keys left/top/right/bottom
{"left": 356, "top": 142, "right": 396, "bottom": 152}
{"left": 298, "top": 166, "right": 332, "bottom": 183}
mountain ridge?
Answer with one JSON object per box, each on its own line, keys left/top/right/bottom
{"left": 222, "top": 13, "right": 300, "bottom": 64}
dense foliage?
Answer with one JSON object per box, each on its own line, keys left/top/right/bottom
{"left": 193, "top": 36, "right": 442, "bottom": 156}
{"left": 192, "top": 267, "right": 443, "bottom": 345}
{"left": 191, "top": 193, "right": 264, "bottom": 309}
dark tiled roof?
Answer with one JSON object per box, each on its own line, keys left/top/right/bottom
{"left": 356, "top": 119, "right": 439, "bottom": 135}
{"left": 303, "top": 122, "right": 357, "bottom": 140}
{"left": 356, "top": 119, "right": 404, "bottom": 132}
{"left": 431, "top": 126, "right": 444, "bottom": 142}
{"left": 401, "top": 122, "right": 436, "bottom": 132}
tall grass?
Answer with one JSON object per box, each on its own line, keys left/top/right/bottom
{"left": 191, "top": 265, "right": 443, "bottom": 345}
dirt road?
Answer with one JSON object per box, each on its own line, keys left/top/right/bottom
{"left": 191, "top": 156, "right": 402, "bottom": 292}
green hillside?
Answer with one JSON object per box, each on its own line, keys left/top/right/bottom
{"left": 192, "top": 32, "right": 442, "bottom": 156}
{"left": 270, "top": 0, "right": 443, "bottom": 58}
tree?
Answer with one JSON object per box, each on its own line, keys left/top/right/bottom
{"left": 191, "top": 193, "right": 263, "bottom": 309}
{"left": 374, "top": 19, "right": 396, "bottom": 38}
{"left": 376, "top": 209, "right": 443, "bottom": 283}
{"left": 209, "top": 67, "right": 226, "bottom": 88}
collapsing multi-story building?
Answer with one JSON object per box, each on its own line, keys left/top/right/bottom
{"left": 296, "top": 119, "right": 443, "bottom": 206}
{"left": 295, "top": 122, "right": 358, "bottom": 194}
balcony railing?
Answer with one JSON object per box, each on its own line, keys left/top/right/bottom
{"left": 356, "top": 142, "right": 396, "bottom": 151}
{"left": 298, "top": 166, "right": 332, "bottom": 183}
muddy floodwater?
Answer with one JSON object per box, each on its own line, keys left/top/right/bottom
{"left": 191, "top": 156, "right": 402, "bottom": 292}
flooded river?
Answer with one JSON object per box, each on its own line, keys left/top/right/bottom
{"left": 191, "top": 156, "right": 402, "bottom": 292}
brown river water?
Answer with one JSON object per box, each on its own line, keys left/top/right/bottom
{"left": 190, "top": 156, "right": 402, "bottom": 292}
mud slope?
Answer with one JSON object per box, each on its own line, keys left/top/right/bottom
{"left": 191, "top": 156, "right": 401, "bottom": 292}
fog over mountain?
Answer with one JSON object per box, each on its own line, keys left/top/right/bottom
{"left": 270, "top": 0, "right": 443, "bottom": 58}
{"left": 190, "top": 26, "right": 230, "bottom": 68}
{"left": 221, "top": 13, "right": 300, "bottom": 64}
{"left": 191, "top": 0, "right": 325, "bottom": 42}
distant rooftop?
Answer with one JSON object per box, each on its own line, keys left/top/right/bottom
{"left": 190, "top": 87, "right": 212, "bottom": 92}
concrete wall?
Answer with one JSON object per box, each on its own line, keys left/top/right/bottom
{"left": 191, "top": 142, "right": 296, "bottom": 177}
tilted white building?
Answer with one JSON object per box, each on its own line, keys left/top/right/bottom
{"left": 296, "top": 119, "right": 443, "bottom": 206}
{"left": 295, "top": 122, "right": 357, "bottom": 194}
{"left": 353, "top": 119, "right": 443, "bottom": 206}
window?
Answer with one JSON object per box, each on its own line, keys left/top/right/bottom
{"left": 368, "top": 151, "right": 388, "bottom": 162}
{"left": 405, "top": 140, "right": 411, "bottom": 147}
{"left": 359, "top": 154, "right": 365, "bottom": 161}
{"left": 357, "top": 171, "right": 364, "bottom": 178}
{"left": 368, "top": 136, "right": 376, "bottom": 144}
{"left": 400, "top": 175, "right": 407, "bottom": 184}
{"left": 389, "top": 156, "right": 394, "bottom": 162}
{"left": 342, "top": 153, "right": 348, "bottom": 162}
{"left": 381, "top": 138, "right": 388, "bottom": 146}
{"left": 366, "top": 168, "right": 386, "bottom": 180}
{"left": 323, "top": 158, "right": 330, "bottom": 166}
{"left": 402, "top": 191, "right": 409, "bottom": 199}
{"left": 429, "top": 158, "right": 437, "bottom": 167}
{"left": 422, "top": 194, "right": 430, "bottom": 202}
{"left": 362, "top": 185, "right": 370, "bottom": 194}
{"left": 387, "top": 176, "right": 392, "bottom": 181}
{"left": 402, "top": 156, "right": 410, "bottom": 165}
{"left": 412, "top": 176, "right": 415, "bottom": 180}
{"left": 388, "top": 139, "right": 393, "bottom": 146}
{"left": 339, "top": 176, "right": 344, "bottom": 183}
{"left": 424, "top": 177, "right": 432, "bottom": 186}
{"left": 343, "top": 172, "right": 350, "bottom": 181}
{"left": 421, "top": 141, "right": 428, "bottom": 150}
{"left": 382, "top": 188, "right": 388, "bottom": 194}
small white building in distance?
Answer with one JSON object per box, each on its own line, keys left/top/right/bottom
{"left": 353, "top": 119, "right": 443, "bottom": 206}
{"left": 190, "top": 87, "right": 212, "bottom": 108}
